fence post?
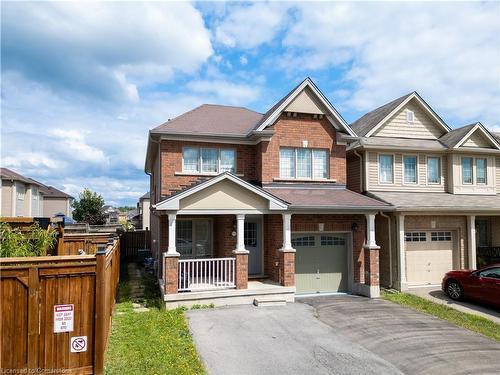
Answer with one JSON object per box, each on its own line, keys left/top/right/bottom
{"left": 94, "top": 246, "right": 107, "bottom": 375}
{"left": 27, "top": 267, "right": 39, "bottom": 370}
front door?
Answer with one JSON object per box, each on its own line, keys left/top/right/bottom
{"left": 245, "top": 218, "right": 262, "bottom": 275}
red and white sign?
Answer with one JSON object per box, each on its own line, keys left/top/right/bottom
{"left": 54, "top": 304, "right": 74, "bottom": 333}
{"left": 70, "top": 336, "right": 87, "bottom": 353}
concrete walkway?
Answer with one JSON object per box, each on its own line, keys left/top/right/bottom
{"left": 408, "top": 286, "right": 500, "bottom": 324}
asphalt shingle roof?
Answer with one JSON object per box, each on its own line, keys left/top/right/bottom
{"left": 0, "top": 168, "right": 37, "bottom": 184}
{"left": 438, "top": 124, "right": 476, "bottom": 148}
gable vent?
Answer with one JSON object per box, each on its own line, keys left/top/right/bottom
{"left": 406, "top": 110, "right": 414, "bottom": 123}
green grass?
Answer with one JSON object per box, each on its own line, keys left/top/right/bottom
{"left": 105, "top": 263, "right": 205, "bottom": 375}
{"left": 381, "top": 290, "right": 500, "bottom": 342}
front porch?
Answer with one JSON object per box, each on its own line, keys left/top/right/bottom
{"left": 476, "top": 216, "right": 500, "bottom": 267}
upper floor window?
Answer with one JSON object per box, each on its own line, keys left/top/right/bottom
{"left": 406, "top": 110, "right": 414, "bottom": 123}
{"left": 476, "top": 158, "right": 487, "bottom": 184}
{"left": 461, "top": 157, "right": 473, "bottom": 184}
{"left": 379, "top": 154, "right": 394, "bottom": 183}
{"left": 279, "top": 148, "right": 328, "bottom": 179}
{"left": 182, "top": 147, "right": 236, "bottom": 174}
{"left": 403, "top": 155, "right": 418, "bottom": 184}
{"left": 427, "top": 156, "right": 441, "bottom": 184}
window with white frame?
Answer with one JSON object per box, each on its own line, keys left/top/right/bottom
{"left": 292, "top": 236, "right": 315, "bottom": 246}
{"left": 279, "top": 148, "right": 328, "bottom": 179}
{"left": 406, "top": 110, "right": 415, "bottom": 123}
{"left": 379, "top": 154, "right": 394, "bottom": 183}
{"left": 431, "top": 231, "right": 452, "bottom": 241}
{"left": 405, "top": 232, "right": 426, "bottom": 242}
{"left": 461, "top": 157, "right": 473, "bottom": 184}
{"left": 182, "top": 147, "right": 236, "bottom": 174}
{"left": 176, "top": 219, "right": 212, "bottom": 258}
{"left": 427, "top": 156, "right": 441, "bottom": 184}
{"left": 403, "top": 155, "right": 418, "bottom": 184}
{"left": 476, "top": 158, "right": 487, "bottom": 184}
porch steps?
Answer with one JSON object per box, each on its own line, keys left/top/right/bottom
{"left": 253, "top": 297, "right": 287, "bottom": 307}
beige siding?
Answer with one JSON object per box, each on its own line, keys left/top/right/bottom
{"left": 285, "top": 87, "right": 326, "bottom": 114}
{"left": 373, "top": 101, "right": 445, "bottom": 139}
{"left": 43, "top": 198, "right": 69, "bottom": 217}
{"left": 1, "top": 181, "right": 13, "bottom": 216}
{"left": 367, "top": 151, "right": 447, "bottom": 192}
{"left": 461, "top": 131, "right": 493, "bottom": 148}
{"left": 497, "top": 156, "right": 500, "bottom": 193}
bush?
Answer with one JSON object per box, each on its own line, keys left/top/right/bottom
{"left": 0, "top": 222, "right": 58, "bottom": 257}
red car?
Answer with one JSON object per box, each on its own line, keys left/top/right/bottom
{"left": 442, "top": 264, "right": 500, "bottom": 309}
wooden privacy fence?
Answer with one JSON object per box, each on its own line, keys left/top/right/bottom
{"left": 0, "top": 237, "right": 120, "bottom": 374}
{"left": 57, "top": 233, "right": 111, "bottom": 256}
{"left": 121, "top": 230, "right": 150, "bottom": 260}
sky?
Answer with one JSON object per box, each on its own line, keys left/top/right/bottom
{"left": 1, "top": 1, "right": 499, "bottom": 206}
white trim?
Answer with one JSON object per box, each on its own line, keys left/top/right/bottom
{"left": 365, "top": 92, "right": 451, "bottom": 137}
{"left": 254, "top": 78, "right": 356, "bottom": 136}
{"left": 378, "top": 153, "right": 395, "bottom": 185}
{"left": 454, "top": 123, "right": 500, "bottom": 150}
{"left": 402, "top": 154, "right": 419, "bottom": 185}
{"left": 154, "top": 173, "right": 288, "bottom": 211}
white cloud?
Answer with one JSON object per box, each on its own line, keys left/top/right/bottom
{"left": 240, "top": 55, "right": 248, "bottom": 65}
{"left": 186, "top": 80, "right": 261, "bottom": 105}
{"left": 50, "top": 129, "right": 108, "bottom": 164}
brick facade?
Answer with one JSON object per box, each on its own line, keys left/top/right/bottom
{"left": 234, "top": 252, "right": 249, "bottom": 289}
{"left": 363, "top": 246, "right": 380, "bottom": 286}
{"left": 279, "top": 251, "right": 295, "bottom": 287}
{"left": 164, "top": 256, "right": 179, "bottom": 294}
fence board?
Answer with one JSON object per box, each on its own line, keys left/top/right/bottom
{"left": 121, "top": 230, "right": 150, "bottom": 260}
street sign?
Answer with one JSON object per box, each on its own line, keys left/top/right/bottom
{"left": 70, "top": 336, "right": 87, "bottom": 353}
{"left": 54, "top": 304, "right": 74, "bottom": 333}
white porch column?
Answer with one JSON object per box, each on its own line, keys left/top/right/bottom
{"left": 167, "top": 212, "right": 179, "bottom": 255}
{"left": 26, "top": 185, "right": 33, "bottom": 217}
{"left": 11, "top": 182, "right": 16, "bottom": 217}
{"left": 468, "top": 215, "right": 477, "bottom": 269}
{"left": 397, "top": 214, "right": 408, "bottom": 291}
{"left": 281, "top": 213, "right": 294, "bottom": 251}
{"left": 234, "top": 214, "right": 247, "bottom": 252}
{"left": 365, "top": 213, "right": 377, "bottom": 247}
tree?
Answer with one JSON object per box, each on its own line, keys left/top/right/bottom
{"left": 72, "top": 188, "right": 106, "bottom": 225}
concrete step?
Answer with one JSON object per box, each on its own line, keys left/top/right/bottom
{"left": 253, "top": 297, "right": 287, "bottom": 307}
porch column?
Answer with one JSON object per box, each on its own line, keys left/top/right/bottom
{"left": 362, "top": 213, "right": 380, "bottom": 298}
{"left": 279, "top": 213, "right": 296, "bottom": 287}
{"left": 467, "top": 215, "right": 477, "bottom": 269}
{"left": 233, "top": 214, "right": 249, "bottom": 289}
{"left": 11, "top": 182, "right": 16, "bottom": 216}
{"left": 164, "top": 212, "right": 179, "bottom": 295}
{"left": 26, "top": 185, "right": 32, "bottom": 217}
{"left": 396, "top": 214, "right": 408, "bottom": 291}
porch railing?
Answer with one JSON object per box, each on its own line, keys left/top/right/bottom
{"left": 477, "top": 246, "right": 500, "bottom": 267}
{"left": 178, "top": 257, "right": 236, "bottom": 292}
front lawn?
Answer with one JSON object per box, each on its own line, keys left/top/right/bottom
{"left": 105, "top": 264, "right": 205, "bottom": 375}
{"left": 381, "top": 290, "right": 500, "bottom": 342}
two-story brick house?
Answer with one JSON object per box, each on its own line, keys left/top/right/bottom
{"left": 145, "top": 78, "right": 391, "bottom": 307}
{"left": 347, "top": 92, "right": 500, "bottom": 290}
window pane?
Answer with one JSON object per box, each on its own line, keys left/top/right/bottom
{"left": 313, "top": 150, "right": 328, "bottom": 179}
{"left": 476, "top": 158, "right": 486, "bottom": 184}
{"left": 297, "top": 149, "right": 312, "bottom": 178}
{"left": 404, "top": 156, "right": 417, "bottom": 183}
{"left": 201, "top": 148, "right": 218, "bottom": 173}
{"left": 379, "top": 155, "right": 394, "bottom": 183}
{"left": 194, "top": 220, "right": 211, "bottom": 257}
{"left": 427, "top": 157, "right": 440, "bottom": 184}
{"left": 176, "top": 220, "right": 193, "bottom": 256}
{"left": 462, "top": 157, "right": 473, "bottom": 184}
{"left": 183, "top": 147, "right": 199, "bottom": 172}
{"left": 220, "top": 149, "right": 236, "bottom": 173}
{"left": 280, "top": 148, "right": 295, "bottom": 178}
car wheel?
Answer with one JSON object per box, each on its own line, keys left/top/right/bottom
{"left": 446, "top": 280, "right": 463, "bottom": 300}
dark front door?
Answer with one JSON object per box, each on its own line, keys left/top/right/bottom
{"left": 245, "top": 218, "right": 262, "bottom": 275}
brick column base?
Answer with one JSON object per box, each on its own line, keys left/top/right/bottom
{"left": 164, "top": 254, "right": 179, "bottom": 294}
{"left": 279, "top": 249, "right": 295, "bottom": 287}
{"left": 363, "top": 245, "right": 380, "bottom": 286}
{"left": 233, "top": 250, "right": 249, "bottom": 289}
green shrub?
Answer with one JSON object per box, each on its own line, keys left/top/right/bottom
{"left": 0, "top": 222, "right": 58, "bottom": 257}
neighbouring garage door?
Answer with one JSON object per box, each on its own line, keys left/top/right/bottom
{"left": 406, "top": 231, "right": 455, "bottom": 286}
{"left": 294, "top": 233, "right": 348, "bottom": 294}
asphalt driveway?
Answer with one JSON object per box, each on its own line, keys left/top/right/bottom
{"left": 187, "top": 295, "right": 500, "bottom": 375}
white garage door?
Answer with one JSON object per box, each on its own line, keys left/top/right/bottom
{"left": 294, "top": 233, "right": 348, "bottom": 294}
{"left": 406, "top": 231, "right": 455, "bottom": 286}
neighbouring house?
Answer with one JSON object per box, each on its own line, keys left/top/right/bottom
{"left": 103, "top": 205, "right": 120, "bottom": 224}
{"left": 37, "top": 183, "right": 74, "bottom": 218}
{"left": 347, "top": 92, "right": 500, "bottom": 290}
{"left": 145, "top": 78, "right": 392, "bottom": 307}
{"left": 1, "top": 168, "right": 43, "bottom": 217}
{"left": 138, "top": 192, "right": 150, "bottom": 230}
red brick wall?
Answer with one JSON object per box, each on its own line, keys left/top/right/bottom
{"left": 160, "top": 140, "right": 258, "bottom": 197}
{"left": 259, "top": 113, "right": 346, "bottom": 184}
{"left": 376, "top": 214, "right": 392, "bottom": 287}
{"left": 346, "top": 152, "right": 362, "bottom": 193}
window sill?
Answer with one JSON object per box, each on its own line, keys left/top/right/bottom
{"left": 175, "top": 171, "right": 244, "bottom": 177}
{"left": 273, "top": 178, "right": 337, "bottom": 183}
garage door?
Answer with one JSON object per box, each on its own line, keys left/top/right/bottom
{"left": 294, "top": 233, "right": 348, "bottom": 294}
{"left": 406, "top": 231, "right": 455, "bottom": 286}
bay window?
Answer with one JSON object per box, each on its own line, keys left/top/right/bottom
{"left": 279, "top": 147, "right": 329, "bottom": 179}
{"left": 427, "top": 156, "right": 440, "bottom": 184}
{"left": 379, "top": 154, "right": 394, "bottom": 183}
{"left": 461, "top": 157, "right": 473, "bottom": 184}
{"left": 403, "top": 155, "right": 417, "bottom": 184}
{"left": 182, "top": 147, "right": 236, "bottom": 174}
{"left": 476, "top": 158, "right": 487, "bottom": 184}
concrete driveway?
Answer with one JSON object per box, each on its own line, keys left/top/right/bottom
{"left": 187, "top": 295, "right": 500, "bottom": 375}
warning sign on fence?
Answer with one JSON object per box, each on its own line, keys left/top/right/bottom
{"left": 70, "top": 336, "right": 87, "bottom": 353}
{"left": 54, "top": 304, "right": 74, "bottom": 333}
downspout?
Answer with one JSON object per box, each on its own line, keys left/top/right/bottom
{"left": 380, "top": 211, "right": 393, "bottom": 288}
{"left": 353, "top": 150, "right": 363, "bottom": 192}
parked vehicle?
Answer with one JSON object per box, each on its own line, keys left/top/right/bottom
{"left": 442, "top": 264, "right": 500, "bottom": 309}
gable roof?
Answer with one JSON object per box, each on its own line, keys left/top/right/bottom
{"left": 493, "top": 132, "right": 500, "bottom": 143}
{"left": 350, "top": 92, "right": 451, "bottom": 137}
{"left": 253, "top": 77, "right": 356, "bottom": 136}
{"left": 439, "top": 122, "right": 500, "bottom": 150}
{"left": 36, "top": 183, "right": 74, "bottom": 199}
{"left": 0, "top": 168, "right": 39, "bottom": 185}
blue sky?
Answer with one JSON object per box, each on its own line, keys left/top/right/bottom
{"left": 1, "top": 1, "right": 499, "bottom": 206}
